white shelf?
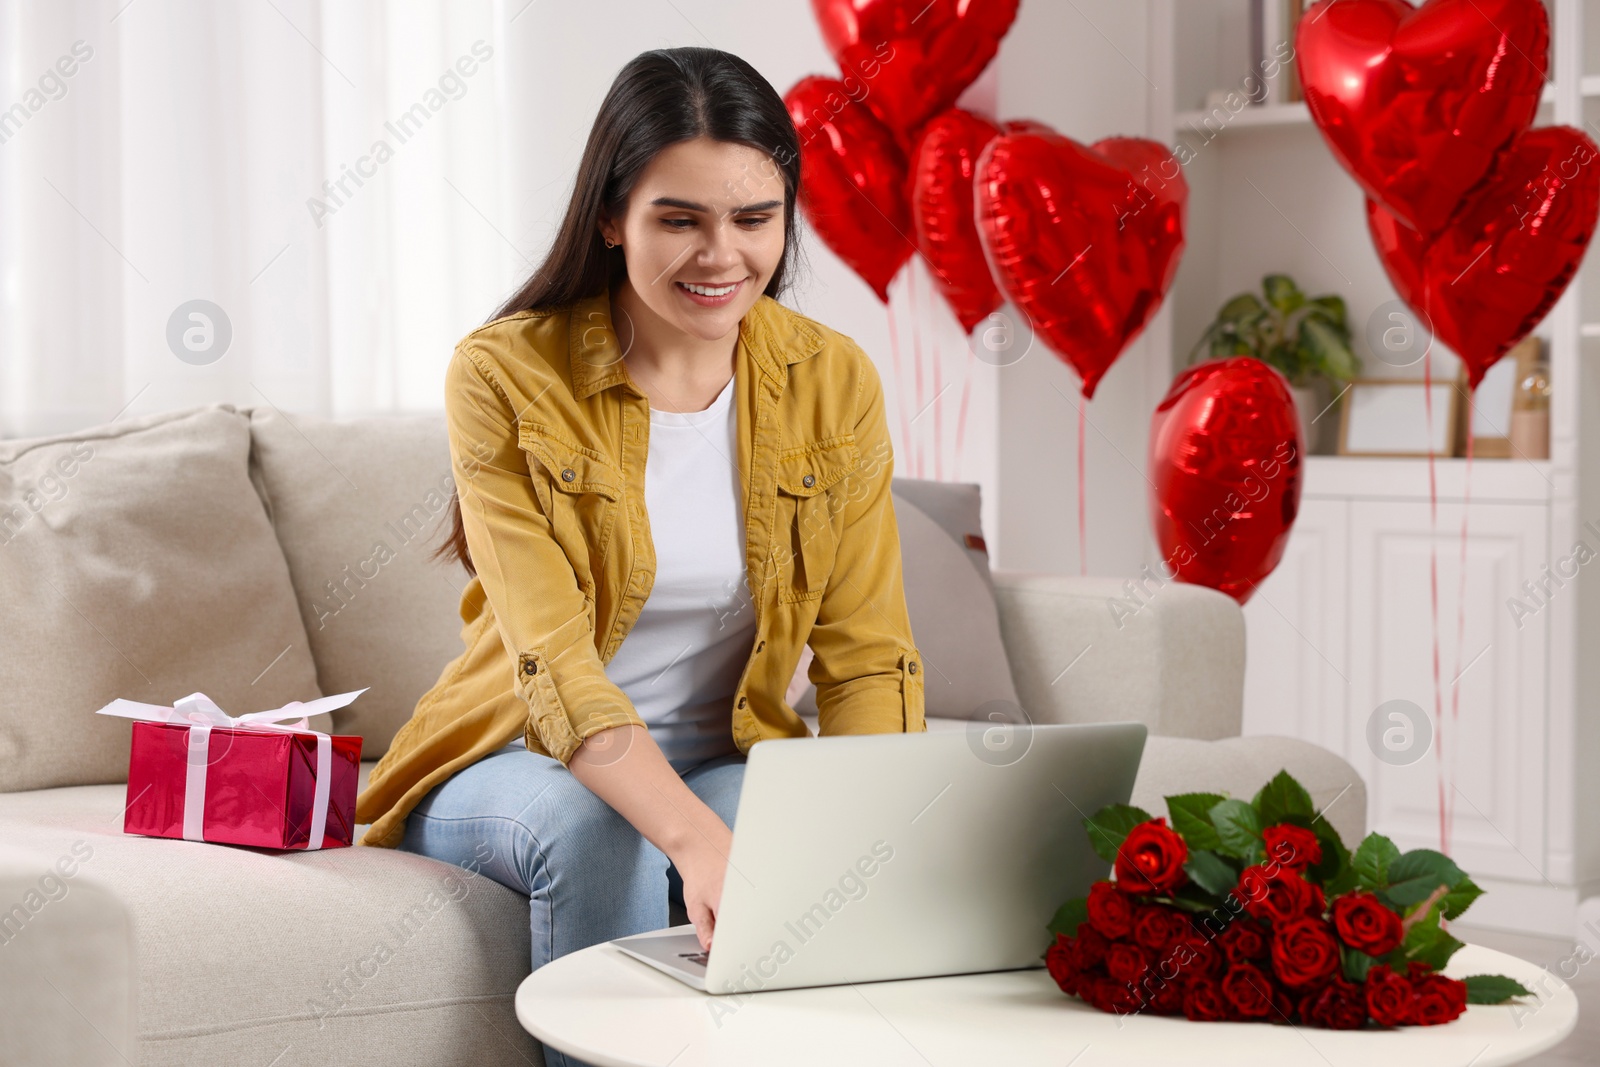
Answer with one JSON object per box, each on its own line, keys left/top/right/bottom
{"left": 1174, "top": 102, "right": 1309, "bottom": 132}
{"left": 1175, "top": 76, "right": 1600, "bottom": 139}
{"left": 1541, "top": 75, "right": 1600, "bottom": 102}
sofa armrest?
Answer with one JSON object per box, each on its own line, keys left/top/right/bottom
{"left": 0, "top": 844, "right": 137, "bottom": 1067}
{"left": 990, "top": 571, "right": 1245, "bottom": 740}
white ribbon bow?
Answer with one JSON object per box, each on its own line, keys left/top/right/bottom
{"left": 96, "top": 689, "right": 368, "bottom": 849}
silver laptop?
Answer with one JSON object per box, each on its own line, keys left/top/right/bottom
{"left": 610, "top": 720, "right": 1146, "bottom": 995}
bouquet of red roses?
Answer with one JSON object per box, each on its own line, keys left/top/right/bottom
{"left": 1043, "top": 770, "right": 1532, "bottom": 1027}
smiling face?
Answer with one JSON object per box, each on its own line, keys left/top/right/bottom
{"left": 599, "top": 136, "right": 789, "bottom": 345}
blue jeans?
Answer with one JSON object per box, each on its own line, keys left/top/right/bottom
{"left": 397, "top": 742, "right": 747, "bottom": 1067}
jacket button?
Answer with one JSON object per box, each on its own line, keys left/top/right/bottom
{"left": 802, "top": 473, "right": 815, "bottom": 487}
{"left": 909, "top": 662, "right": 918, "bottom": 675}
{"left": 755, "top": 640, "right": 765, "bottom": 653}
{"left": 737, "top": 695, "right": 747, "bottom": 708}
{"left": 523, "top": 660, "right": 538, "bottom": 676}
{"left": 561, "top": 468, "right": 576, "bottom": 482}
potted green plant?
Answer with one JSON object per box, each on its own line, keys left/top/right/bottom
{"left": 1189, "top": 274, "right": 1361, "bottom": 453}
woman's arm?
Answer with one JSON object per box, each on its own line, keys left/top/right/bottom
{"left": 805, "top": 344, "right": 928, "bottom": 734}
{"left": 567, "top": 724, "right": 733, "bottom": 947}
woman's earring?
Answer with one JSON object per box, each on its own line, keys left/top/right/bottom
{"left": 604, "top": 237, "right": 618, "bottom": 249}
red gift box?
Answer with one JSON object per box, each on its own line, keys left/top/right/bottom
{"left": 96, "top": 690, "right": 366, "bottom": 850}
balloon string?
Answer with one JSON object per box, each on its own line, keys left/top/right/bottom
{"left": 932, "top": 286, "right": 944, "bottom": 482}
{"left": 886, "top": 281, "right": 912, "bottom": 474}
{"left": 1078, "top": 391, "right": 1088, "bottom": 577}
{"left": 954, "top": 329, "right": 973, "bottom": 471}
{"left": 909, "top": 260, "right": 926, "bottom": 478}
{"left": 1447, "top": 406, "right": 1475, "bottom": 856}
{"left": 1422, "top": 283, "right": 1448, "bottom": 859}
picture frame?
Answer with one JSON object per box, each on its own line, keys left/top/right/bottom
{"left": 1337, "top": 379, "right": 1461, "bottom": 458}
{"left": 1452, "top": 336, "right": 1541, "bottom": 458}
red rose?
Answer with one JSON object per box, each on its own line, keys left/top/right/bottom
{"left": 1132, "top": 904, "right": 1190, "bottom": 954}
{"left": 1236, "top": 864, "right": 1319, "bottom": 924}
{"left": 1221, "top": 961, "right": 1276, "bottom": 1018}
{"left": 1106, "top": 941, "right": 1151, "bottom": 986}
{"left": 1269, "top": 981, "right": 1300, "bottom": 1024}
{"left": 1298, "top": 976, "right": 1369, "bottom": 1029}
{"left": 1082, "top": 974, "right": 1142, "bottom": 1016}
{"left": 1046, "top": 933, "right": 1079, "bottom": 995}
{"left": 1263, "top": 824, "right": 1323, "bottom": 871}
{"left": 1166, "top": 932, "right": 1226, "bottom": 984}
{"left": 1182, "top": 975, "right": 1232, "bottom": 1021}
{"left": 1332, "top": 892, "right": 1405, "bottom": 956}
{"left": 1414, "top": 974, "right": 1469, "bottom": 1025}
{"left": 1305, "top": 881, "right": 1327, "bottom": 918}
{"left": 1087, "top": 879, "right": 1134, "bottom": 938}
{"left": 1217, "top": 916, "right": 1270, "bottom": 964}
{"left": 1364, "top": 964, "right": 1416, "bottom": 1026}
{"left": 1147, "top": 975, "right": 1186, "bottom": 1015}
{"left": 1072, "top": 924, "right": 1110, "bottom": 970}
{"left": 1115, "top": 818, "right": 1189, "bottom": 895}
{"left": 1270, "top": 917, "right": 1341, "bottom": 989}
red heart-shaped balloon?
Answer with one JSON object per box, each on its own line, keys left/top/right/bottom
{"left": 1296, "top": 0, "right": 1548, "bottom": 237}
{"left": 1149, "top": 358, "right": 1303, "bottom": 606}
{"left": 785, "top": 75, "right": 917, "bottom": 303}
{"left": 909, "top": 109, "right": 1006, "bottom": 334}
{"left": 1367, "top": 126, "right": 1600, "bottom": 389}
{"left": 975, "top": 127, "right": 1187, "bottom": 398}
{"left": 810, "top": 0, "right": 1020, "bottom": 148}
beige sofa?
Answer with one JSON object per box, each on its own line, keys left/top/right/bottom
{"left": 0, "top": 403, "right": 1366, "bottom": 1067}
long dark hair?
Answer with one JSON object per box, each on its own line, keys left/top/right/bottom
{"left": 433, "top": 46, "right": 805, "bottom": 577}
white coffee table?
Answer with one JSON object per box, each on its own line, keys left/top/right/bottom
{"left": 515, "top": 928, "right": 1577, "bottom": 1067}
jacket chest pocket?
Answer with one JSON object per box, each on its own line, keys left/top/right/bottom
{"left": 773, "top": 436, "right": 860, "bottom": 603}
{"left": 519, "top": 422, "right": 623, "bottom": 579}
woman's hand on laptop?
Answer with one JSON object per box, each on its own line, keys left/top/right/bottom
{"left": 673, "top": 824, "right": 733, "bottom": 952}
{"left": 566, "top": 725, "right": 734, "bottom": 952}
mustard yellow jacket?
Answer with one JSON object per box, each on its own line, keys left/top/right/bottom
{"left": 355, "top": 289, "right": 927, "bottom": 848}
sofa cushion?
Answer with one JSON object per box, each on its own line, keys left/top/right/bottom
{"left": 0, "top": 764, "right": 541, "bottom": 1066}
{"left": 793, "top": 479, "right": 1019, "bottom": 720}
{"left": 246, "top": 408, "right": 464, "bottom": 759}
{"left": 0, "top": 405, "right": 326, "bottom": 792}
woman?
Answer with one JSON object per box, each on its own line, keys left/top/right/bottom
{"left": 354, "top": 45, "right": 925, "bottom": 1065}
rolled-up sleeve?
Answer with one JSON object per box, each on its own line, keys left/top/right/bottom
{"left": 805, "top": 344, "right": 927, "bottom": 736}
{"left": 445, "top": 344, "right": 645, "bottom": 765}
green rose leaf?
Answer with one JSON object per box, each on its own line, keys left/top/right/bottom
{"left": 1440, "top": 875, "right": 1485, "bottom": 921}
{"left": 1209, "top": 798, "right": 1263, "bottom": 863}
{"left": 1386, "top": 849, "right": 1467, "bottom": 907}
{"left": 1083, "top": 804, "right": 1155, "bottom": 866}
{"left": 1166, "top": 883, "right": 1220, "bottom": 913}
{"left": 1166, "top": 792, "right": 1226, "bottom": 852}
{"left": 1398, "top": 905, "right": 1465, "bottom": 972}
{"left": 1352, "top": 833, "right": 1401, "bottom": 891}
{"left": 1047, "top": 896, "right": 1090, "bottom": 939}
{"left": 1184, "top": 849, "right": 1241, "bottom": 899}
{"left": 1340, "top": 944, "right": 1377, "bottom": 983}
{"left": 1464, "top": 974, "right": 1535, "bottom": 1004}
{"left": 1254, "top": 770, "right": 1316, "bottom": 827}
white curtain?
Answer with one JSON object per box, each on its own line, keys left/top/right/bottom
{"left": 0, "top": 0, "right": 1000, "bottom": 554}
{"left": 0, "top": 0, "right": 516, "bottom": 437}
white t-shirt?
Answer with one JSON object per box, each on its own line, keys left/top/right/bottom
{"left": 513, "top": 374, "right": 755, "bottom": 772}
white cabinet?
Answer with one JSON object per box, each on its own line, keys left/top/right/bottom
{"left": 1240, "top": 497, "right": 1347, "bottom": 754}
{"left": 1240, "top": 459, "right": 1565, "bottom": 933}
